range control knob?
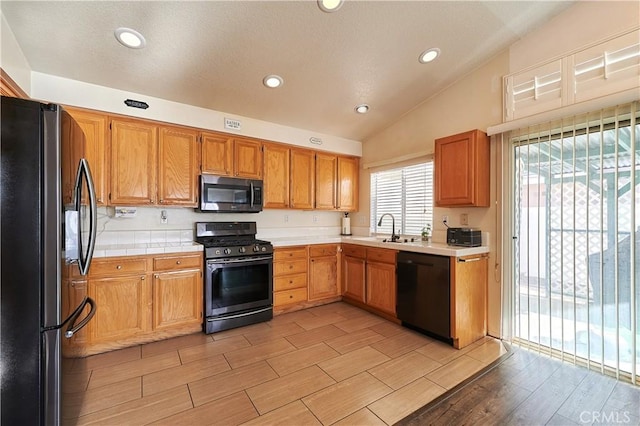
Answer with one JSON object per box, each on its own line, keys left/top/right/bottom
{"left": 215, "top": 249, "right": 221, "bottom": 255}
{"left": 224, "top": 248, "right": 232, "bottom": 255}
{"left": 253, "top": 246, "right": 260, "bottom": 252}
{"left": 239, "top": 247, "right": 246, "bottom": 253}
{"left": 261, "top": 247, "right": 266, "bottom": 252}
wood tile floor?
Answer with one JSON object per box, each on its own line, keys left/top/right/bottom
{"left": 62, "top": 302, "right": 506, "bottom": 425}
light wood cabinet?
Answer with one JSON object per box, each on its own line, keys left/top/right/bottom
{"left": 365, "top": 248, "right": 396, "bottom": 315}
{"left": 342, "top": 244, "right": 366, "bottom": 303}
{"left": 60, "top": 112, "right": 86, "bottom": 205}
{"left": 263, "top": 143, "right": 290, "bottom": 208}
{"left": 88, "top": 274, "right": 152, "bottom": 342}
{"left": 434, "top": 129, "right": 489, "bottom": 207}
{"left": 450, "top": 254, "right": 488, "bottom": 349}
{"left": 65, "top": 107, "right": 109, "bottom": 206}
{"left": 61, "top": 253, "right": 203, "bottom": 356}
{"left": 315, "top": 153, "right": 337, "bottom": 210}
{"left": 290, "top": 148, "right": 315, "bottom": 209}
{"left": 234, "top": 138, "right": 263, "bottom": 179}
{"left": 201, "top": 132, "right": 263, "bottom": 179}
{"left": 110, "top": 119, "right": 157, "bottom": 205}
{"left": 341, "top": 245, "right": 396, "bottom": 317}
{"left": 158, "top": 126, "right": 199, "bottom": 206}
{"left": 337, "top": 156, "right": 359, "bottom": 211}
{"left": 308, "top": 244, "right": 339, "bottom": 301}
{"left": 273, "top": 246, "right": 308, "bottom": 308}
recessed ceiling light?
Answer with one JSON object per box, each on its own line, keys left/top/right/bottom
{"left": 263, "top": 75, "right": 284, "bottom": 88}
{"left": 318, "top": 0, "right": 343, "bottom": 13}
{"left": 419, "top": 48, "right": 440, "bottom": 64}
{"left": 354, "top": 104, "right": 369, "bottom": 114}
{"left": 114, "top": 27, "right": 146, "bottom": 49}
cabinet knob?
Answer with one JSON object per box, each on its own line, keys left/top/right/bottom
{"left": 141, "top": 276, "right": 146, "bottom": 280}
{"left": 176, "top": 261, "right": 181, "bottom": 265}
{"left": 289, "top": 265, "right": 293, "bottom": 269}
{"left": 289, "top": 280, "right": 293, "bottom": 284}
{"left": 289, "top": 295, "right": 293, "bottom": 299}
{"left": 116, "top": 265, "right": 122, "bottom": 270}
{"left": 155, "top": 274, "right": 159, "bottom": 279}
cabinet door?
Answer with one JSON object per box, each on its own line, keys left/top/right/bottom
{"left": 158, "top": 126, "right": 199, "bottom": 206}
{"left": 66, "top": 108, "right": 109, "bottom": 206}
{"left": 434, "top": 129, "right": 489, "bottom": 207}
{"left": 110, "top": 119, "right": 157, "bottom": 205}
{"left": 366, "top": 261, "right": 396, "bottom": 315}
{"left": 88, "top": 274, "right": 151, "bottom": 342}
{"left": 451, "top": 255, "right": 488, "bottom": 348}
{"left": 315, "top": 153, "right": 337, "bottom": 210}
{"left": 290, "top": 148, "right": 315, "bottom": 209}
{"left": 263, "top": 143, "right": 290, "bottom": 208}
{"left": 337, "top": 156, "right": 359, "bottom": 211}
{"left": 153, "top": 270, "right": 202, "bottom": 331}
{"left": 234, "top": 138, "right": 262, "bottom": 179}
{"left": 342, "top": 255, "right": 365, "bottom": 302}
{"left": 60, "top": 112, "right": 86, "bottom": 205}
{"left": 201, "top": 132, "right": 232, "bottom": 176}
{"left": 309, "top": 254, "right": 338, "bottom": 301}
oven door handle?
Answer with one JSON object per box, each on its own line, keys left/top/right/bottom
{"left": 207, "top": 306, "right": 272, "bottom": 322}
{"left": 207, "top": 255, "right": 273, "bottom": 265}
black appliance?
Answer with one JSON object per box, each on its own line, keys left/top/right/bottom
{"left": 446, "top": 227, "right": 482, "bottom": 247}
{"left": 196, "top": 222, "right": 273, "bottom": 333}
{"left": 396, "top": 251, "right": 452, "bottom": 343}
{"left": 199, "top": 175, "right": 263, "bottom": 213}
{"left": 1, "top": 96, "right": 98, "bottom": 425}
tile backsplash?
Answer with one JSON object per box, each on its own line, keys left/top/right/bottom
{"left": 95, "top": 206, "right": 345, "bottom": 245}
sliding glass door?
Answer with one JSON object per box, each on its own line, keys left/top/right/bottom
{"left": 511, "top": 102, "right": 639, "bottom": 383}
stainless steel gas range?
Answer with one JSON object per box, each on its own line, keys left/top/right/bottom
{"left": 195, "top": 222, "right": 273, "bottom": 334}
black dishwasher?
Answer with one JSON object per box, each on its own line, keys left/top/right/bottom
{"left": 396, "top": 251, "right": 451, "bottom": 343}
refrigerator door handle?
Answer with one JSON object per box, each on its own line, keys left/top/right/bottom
{"left": 75, "top": 158, "right": 97, "bottom": 276}
{"left": 64, "top": 296, "right": 96, "bottom": 338}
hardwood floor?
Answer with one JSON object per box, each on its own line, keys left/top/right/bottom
{"left": 399, "top": 346, "right": 640, "bottom": 426}
{"left": 62, "top": 302, "right": 507, "bottom": 425}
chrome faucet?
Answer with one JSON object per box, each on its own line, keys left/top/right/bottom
{"left": 377, "top": 213, "right": 399, "bottom": 242}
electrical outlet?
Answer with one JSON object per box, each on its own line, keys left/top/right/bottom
{"left": 442, "top": 215, "right": 448, "bottom": 225}
{"left": 460, "top": 213, "right": 468, "bottom": 226}
{"left": 160, "top": 210, "right": 168, "bottom": 224}
{"left": 313, "top": 215, "right": 318, "bottom": 223}
{"left": 284, "top": 215, "right": 289, "bottom": 223}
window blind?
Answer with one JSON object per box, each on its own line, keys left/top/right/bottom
{"left": 370, "top": 162, "right": 433, "bottom": 235}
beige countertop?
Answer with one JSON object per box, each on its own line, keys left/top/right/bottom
{"left": 92, "top": 242, "right": 203, "bottom": 258}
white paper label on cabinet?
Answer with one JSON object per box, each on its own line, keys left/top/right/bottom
{"left": 224, "top": 118, "right": 242, "bottom": 131}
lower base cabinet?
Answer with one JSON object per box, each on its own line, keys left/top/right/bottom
{"left": 62, "top": 253, "right": 202, "bottom": 357}
{"left": 308, "top": 244, "right": 339, "bottom": 301}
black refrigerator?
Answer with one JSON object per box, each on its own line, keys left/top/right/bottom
{"left": 1, "top": 96, "right": 98, "bottom": 425}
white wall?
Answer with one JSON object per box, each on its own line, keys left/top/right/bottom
{"left": 30, "top": 72, "right": 362, "bottom": 157}
{"left": 0, "top": 12, "right": 31, "bottom": 95}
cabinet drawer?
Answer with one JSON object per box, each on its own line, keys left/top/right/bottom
{"left": 153, "top": 254, "right": 202, "bottom": 271}
{"left": 342, "top": 244, "right": 366, "bottom": 259}
{"left": 85, "top": 257, "right": 148, "bottom": 277}
{"left": 367, "top": 248, "right": 396, "bottom": 264}
{"left": 309, "top": 244, "right": 337, "bottom": 258}
{"left": 274, "top": 259, "right": 307, "bottom": 276}
{"left": 274, "top": 288, "right": 307, "bottom": 306}
{"left": 274, "top": 247, "right": 307, "bottom": 261}
{"left": 274, "top": 273, "right": 307, "bottom": 291}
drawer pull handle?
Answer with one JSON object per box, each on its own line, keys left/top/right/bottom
{"left": 116, "top": 265, "right": 122, "bottom": 270}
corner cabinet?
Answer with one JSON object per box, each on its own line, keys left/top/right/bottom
{"left": 434, "top": 129, "right": 489, "bottom": 207}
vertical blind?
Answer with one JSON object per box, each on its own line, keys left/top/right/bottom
{"left": 370, "top": 162, "right": 433, "bottom": 235}
{"left": 510, "top": 101, "right": 638, "bottom": 384}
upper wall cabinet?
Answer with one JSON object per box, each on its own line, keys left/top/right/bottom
{"left": 263, "top": 143, "right": 290, "bottom": 209}
{"left": 315, "top": 153, "right": 337, "bottom": 210}
{"left": 110, "top": 119, "right": 199, "bottom": 207}
{"left": 158, "top": 126, "right": 199, "bottom": 206}
{"left": 200, "top": 132, "right": 262, "bottom": 179}
{"left": 290, "top": 148, "right": 315, "bottom": 210}
{"left": 65, "top": 107, "right": 109, "bottom": 206}
{"left": 434, "top": 129, "right": 489, "bottom": 207}
{"left": 337, "top": 156, "right": 359, "bottom": 212}
{"left": 110, "top": 119, "right": 158, "bottom": 205}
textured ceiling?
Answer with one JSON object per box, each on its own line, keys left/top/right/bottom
{"left": 1, "top": 1, "right": 573, "bottom": 141}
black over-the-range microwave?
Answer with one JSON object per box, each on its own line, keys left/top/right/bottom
{"left": 198, "top": 175, "right": 263, "bottom": 213}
